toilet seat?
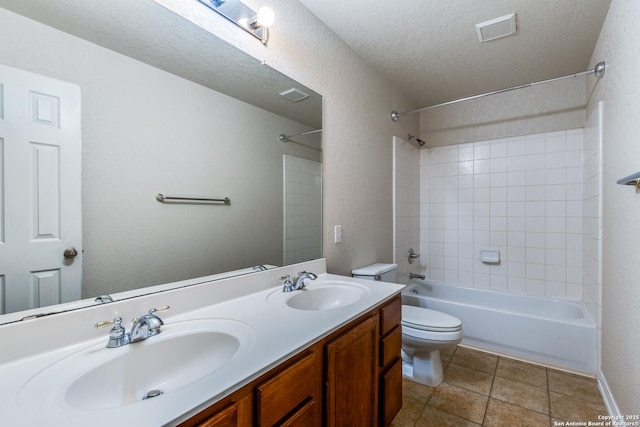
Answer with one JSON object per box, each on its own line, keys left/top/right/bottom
{"left": 401, "top": 305, "right": 462, "bottom": 333}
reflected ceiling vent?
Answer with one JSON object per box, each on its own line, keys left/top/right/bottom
{"left": 475, "top": 13, "right": 517, "bottom": 42}
{"left": 279, "top": 88, "right": 310, "bottom": 102}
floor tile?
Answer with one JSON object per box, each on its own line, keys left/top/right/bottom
{"left": 390, "top": 395, "right": 424, "bottom": 427}
{"left": 440, "top": 345, "right": 456, "bottom": 367}
{"left": 426, "top": 382, "right": 488, "bottom": 424}
{"left": 417, "top": 405, "right": 481, "bottom": 427}
{"left": 393, "top": 347, "right": 607, "bottom": 427}
{"left": 495, "top": 357, "right": 547, "bottom": 388}
{"left": 444, "top": 363, "right": 494, "bottom": 395}
{"left": 490, "top": 375, "right": 549, "bottom": 414}
{"left": 547, "top": 370, "right": 602, "bottom": 404}
{"left": 403, "top": 377, "right": 434, "bottom": 402}
{"left": 484, "top": 398, "right": 551, "bottom": 427}
{"left": 549, "top": 391, "right": 608, "bottom": 422}
{"left": 450, "top": 347, "right": 499, "bottom": 374}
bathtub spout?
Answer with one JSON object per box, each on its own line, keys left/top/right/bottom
{"left": 409, "top": 273, "right": 425, "bottom": 280}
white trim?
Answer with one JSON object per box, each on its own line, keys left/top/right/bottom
{"left": 598, "top": 370, "right": 621, "bottom": 417}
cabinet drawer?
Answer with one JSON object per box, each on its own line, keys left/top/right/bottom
{"left": 380, "top": 296, "right": 401, "bottom": 336}
{"left": 380, "top": 359, "right": 403, "bottom": 427}
{"left": 280, "top": 399, "right": 318, "bottom": 427}
{"left": 379, "top": 325, "right": 401, "bottom": 368}
{"left": 256, "top": 350, "right": 319, "bottom": 426}
{"left": 195, "top": 402, "right": 237, "bottom": 427}
{"left": 178, "top": 391, "right": 251, "bottom": 427}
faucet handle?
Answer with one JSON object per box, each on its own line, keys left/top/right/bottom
{"left": 95, "top": 317, "right": 130, "bottom": 348}
{"left": 95, "top": 316, "right": 123, "bottom": 329}
{"left": 132, "top": 305, "right": 170, "bottom": 323}
{"left": 280, "top": 275, "right": 295, "bottom": 292}
{"left": 148, "top": 305, "right": 170, "bottom": 314}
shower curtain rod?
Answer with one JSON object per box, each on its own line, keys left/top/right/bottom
{"left": 278, "top": 128, "right": 322, "bottom": 142}
{"left": 390, "top": 61, "right": 606, "bottom": 121}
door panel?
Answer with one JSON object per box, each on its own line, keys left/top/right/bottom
{"left": 0, "top": 64, "right": 81, "bottom": 314}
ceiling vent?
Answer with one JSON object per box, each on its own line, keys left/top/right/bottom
{"left": 475, "top": 13, "right": 517, "bottom": 43}
{"left": 279, "top": 88, "right": 310, "bottom": 102}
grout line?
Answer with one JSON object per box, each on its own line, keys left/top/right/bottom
{"left": 481, "top": 355, "right": 499, "bottom": 426}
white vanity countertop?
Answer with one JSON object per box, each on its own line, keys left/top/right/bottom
{"left": 0, "top": 260, "right": 404, "bottom": 427}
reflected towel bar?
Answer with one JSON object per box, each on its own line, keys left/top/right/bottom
{"left": 616, "top": 172, "right": 640, "bottom": 190}
{"left": 156, "top": 194, "right": 231, "bottom": 205}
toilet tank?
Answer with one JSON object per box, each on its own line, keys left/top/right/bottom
{"left": 351, "top": 263, "right": 398, "bottom": 282}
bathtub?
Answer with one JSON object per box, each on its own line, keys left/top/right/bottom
{"left": 402, "top": 281, "right": 597, "bottom": 374}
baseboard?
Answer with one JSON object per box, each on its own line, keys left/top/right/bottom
{"left": 598, "top": 370, "right": 622, "bottom": 417}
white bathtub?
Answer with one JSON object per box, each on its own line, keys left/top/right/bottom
{"left": 402, "top": 281, "right": 597, "bottom": 374}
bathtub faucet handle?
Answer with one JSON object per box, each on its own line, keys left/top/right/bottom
{"left": 408, "top": 248, "right": 421, "bottom": 264}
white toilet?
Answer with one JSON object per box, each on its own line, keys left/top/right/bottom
{"left": 352, "top": 263, "right": 462, "bottom": 386}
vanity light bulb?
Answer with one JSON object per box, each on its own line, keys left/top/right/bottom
{"left": 256, "top": 6, "right": 275, "bottom": 27}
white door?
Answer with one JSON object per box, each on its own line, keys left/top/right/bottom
{"left": 0, "top": 64, "right": 82, "bottom": 315}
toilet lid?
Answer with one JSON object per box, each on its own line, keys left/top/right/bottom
{"left": 402, "top": 305, "right": 462, "bottom": 332}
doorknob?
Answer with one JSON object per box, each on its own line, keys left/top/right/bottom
{"left": 64, "top": 247, "right": 78, "bottom": 259}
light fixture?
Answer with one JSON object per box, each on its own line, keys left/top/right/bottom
{"left": 198, "top": 0, "right": 275, "bottom": 45}
{"left": 249, "top": 7, "right": 275, "bottom": 29}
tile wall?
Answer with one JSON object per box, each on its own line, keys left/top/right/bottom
{"left": 419, "top": 129, "right": 587, "bottom": 300}
{"left": 283, "top": 155, "right": 323, "bottom": 265}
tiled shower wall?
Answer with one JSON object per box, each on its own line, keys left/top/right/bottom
{"left": 419, "top": 129, "right": 587, "bottom": 300}
{"left": 283, "top": 155, "right": 322, "bottom": 265}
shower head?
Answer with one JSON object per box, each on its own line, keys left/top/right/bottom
{"left": 408, "top": 134, "right": 426, "bottom": 147}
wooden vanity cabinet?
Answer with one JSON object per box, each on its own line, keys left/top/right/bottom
{"left": 177, "top": 388, "right": 252, "bottom": 427}
{"left": 255, "top": 347, "right": 322, "bottom": 426}
{"left": 178, "top": 345, "right": 322, "bottom": 427}
{"left": 177, "top": 294, "right": 402, "bottom": 427}
{"left": 378, "top": 296, "right": 403, "bottom": 427}
{"left": 325, "top": 314, "right": 379, "bottom": 427}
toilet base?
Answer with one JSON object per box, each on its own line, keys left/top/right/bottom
{"left": 401, "top": 349, "right": 445, "bottom": 387}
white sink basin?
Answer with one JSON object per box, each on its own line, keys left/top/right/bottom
{"left": 268, "top": 280, "right": 371, "bottom": 310}
{"left": 17, "top": 318, "right": 256, "bottom": 410}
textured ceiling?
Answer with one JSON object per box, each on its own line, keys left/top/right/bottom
{"left": 299, "top": 0, "right": 611, "bottom": 109}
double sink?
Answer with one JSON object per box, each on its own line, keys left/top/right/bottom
{"left": 17, "top": 278, "right": 371, "bottom": 412}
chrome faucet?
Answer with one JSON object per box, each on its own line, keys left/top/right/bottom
{"left": 130, "top": 306, "right": 167, "bottom": 342}
{"left": 294, "top": 271, "right": 317, "bottom": 289}
{"left": 95, "top": 316, "right": 130, "bottom": 348}
{"left": 280, "top": 274, "right": 296, "bottom": 292}
{"left": 95, "top": 305, "right": 170, "bottom": 348}
{"left": 280, "top": 271, "right": 317, "bottom": 292}
{"left": 409, "top": 273, "right": 425, "bottom": 280}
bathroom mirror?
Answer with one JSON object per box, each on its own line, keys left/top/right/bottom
{"left": 0, "top": 0, "right": 322, "bottom": 324}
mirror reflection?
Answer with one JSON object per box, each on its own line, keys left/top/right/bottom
{"left": 0, "top": 0, "right": 322, "bottom": 323}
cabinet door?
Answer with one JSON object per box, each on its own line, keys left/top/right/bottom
{"left": 325, "top": 315, "right": 379, "bottom": 427}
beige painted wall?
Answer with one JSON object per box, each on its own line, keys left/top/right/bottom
{"left": 418, "top": 74, "right": 586, "bottom": 147}
{"left": 588, "top": 0, "right": 640, "bottom": 414}
{"left": 155, "top": 0, "right": 419, "bottom": 276}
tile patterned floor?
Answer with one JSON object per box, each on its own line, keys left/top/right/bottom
{"left": 392, "top": 346, "right": 607, "bottom": 427}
